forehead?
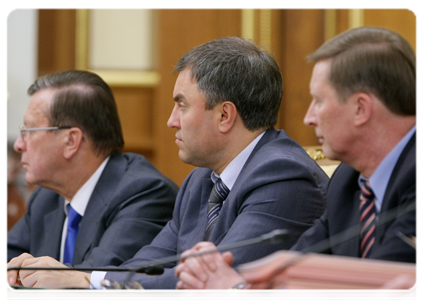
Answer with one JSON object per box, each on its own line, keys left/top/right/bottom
{"left": 24, "top": 88, "right": 57, "bottom": 124}
{"left": 173, "top": 69, "right": 201, "bottom": 99}
{"left": 309, "top": 59, "right": 332, "bottom": 92}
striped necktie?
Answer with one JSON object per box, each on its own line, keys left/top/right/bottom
{"left": 359, "top": 180, "right": 376, "bottom": 258}
{"left": 205, "top": 173, "right": 229, "bottom": 241}
{"left": 63, "top": 204, "right": 82, "bottom": 264}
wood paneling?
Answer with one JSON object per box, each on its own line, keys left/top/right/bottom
{"left": 336, "top": 10, "right": 350, "bottom": 34}
{"left": 274, "top": 10, "right": 324, "bottom": 146}
{"left": 37, "top": 10, "right": 76, "bottom": 76}
{"left": 113, "top": 87, "right": 155, "bottom": 162}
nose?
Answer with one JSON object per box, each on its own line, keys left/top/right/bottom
{"left": 303, "top": 100, "right": 317, "bottom": 127}
{"left": 14, "top": 134, "right": 26, "bottom": 153}
{"left": 167, "top": 104, "right": 180, "bottom": 129}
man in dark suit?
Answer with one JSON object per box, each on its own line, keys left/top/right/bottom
{"left": 174, "top": 27, "right": 416, "bottom": 289}
{"left": 7, "top": 70, "right": 178, "bottom": 280}
{"left": 10, "top": 37, "right": 328, "bottom": 289}
{"left": 292, "top": 26, "right": 415, "bottom": 262}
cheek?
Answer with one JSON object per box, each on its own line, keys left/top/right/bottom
{"left": 319, "top": 106, "right": 339, "bottom": 128}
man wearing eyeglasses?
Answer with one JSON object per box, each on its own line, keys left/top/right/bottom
{"left": 7, "top": 70, "right": 179, "bottom": 280}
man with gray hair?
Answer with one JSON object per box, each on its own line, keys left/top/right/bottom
{"left": 9, "top": 37, "right": 328, "bottom": 289}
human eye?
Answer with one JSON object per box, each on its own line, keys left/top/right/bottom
{"left": 312, "top": 96, "right": 322, "bottom": 106}
{"left": 177, "top": 101, "right": 186, "bottom": 110}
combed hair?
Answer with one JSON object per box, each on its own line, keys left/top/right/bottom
{"left": 28, "top": 70, "right": 124, "bottom": 156}
{"left": 307, "top": 26, "right": 415, "bottom": 116}
{"left": 174, "top": 37, "right": 283, "bottom": 130}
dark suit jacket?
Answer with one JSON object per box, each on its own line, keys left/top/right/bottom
{"left": 107, "top": 128, "right": 329, "bottom": 288}
{"left": 292, "top": 133, "right": 416, "bottom": 263}
{"left": 8, "top": 153, "right": 179, "bottom": 268}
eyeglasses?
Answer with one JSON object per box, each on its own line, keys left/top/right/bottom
{"left": 19, "top": 125, "right": 73, "bottom": 141}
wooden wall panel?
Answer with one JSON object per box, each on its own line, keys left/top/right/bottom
{"left": 37, "top": 9, "right": 76, "bottom": 76}
{"left": 274, "top": 10, "right": 324, "bottom": 147}
{"left": 113, "top": 87, "right": 155, "bottom": 162}
{"left": 154, "top": 9, "right": 242, "bottom": 186}
{"left": 336, "top": 10, "right": 350, "bottom": 34}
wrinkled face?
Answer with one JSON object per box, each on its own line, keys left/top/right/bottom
{"left": 167, "top": 69, "right": 221, "bottom": 168}
{"left": 303, "top": 59, "right": 354, "bottom": 161}
{"left": 14, "top": 88, "right": 64, "bottom": 186}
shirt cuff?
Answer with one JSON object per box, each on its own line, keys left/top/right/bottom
{"left": 90, "top": 271, "right": 107, "bottom": 289}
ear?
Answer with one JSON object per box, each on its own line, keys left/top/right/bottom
{"left": 218, "top": 101, "right": 237, "bottom": 133}
{"left": 352, "top": 92, "right": 373, "bottom": 127}
{"left": 63, "top": 128, "right": 84, "bottom": 159}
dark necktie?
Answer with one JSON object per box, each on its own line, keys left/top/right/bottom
{"left": 63, "top": 204, "right": 82, "bottom": 264}
{"left": 359, "top": 180, "right": 376, "bottom": 258}
{"left": 205, "top": 173, "right": 229, "bottom": 241}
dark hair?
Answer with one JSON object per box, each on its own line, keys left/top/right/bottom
{"left": 174, "top": 37, "right": 283, "bottom": 130}
{"left": 28, "top": 70, "right": 124, "bottom": 156}
{"left": 307, "top": 26, "right": 415, "bottom": 116}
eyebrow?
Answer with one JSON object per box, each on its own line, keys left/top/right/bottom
{"left": 173, "top": 94, "right": 185, "bottom": 102}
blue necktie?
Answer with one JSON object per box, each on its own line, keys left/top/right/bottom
{"left": 205, "top": 173, "right": 229, "bottom": 241}
{"left": 63, "top": 204, "right": 82, "bottom": 264}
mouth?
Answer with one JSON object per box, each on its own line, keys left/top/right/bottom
{"left": 316, "top": 136, "right": 324, "bottom": 144}
{"left": 174, "top": 138, "right": 182, "bottom": 148}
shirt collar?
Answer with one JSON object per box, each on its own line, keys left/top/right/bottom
{"left": 212, "top": 131, "right": 265, "bottom": 190}
{"left": 64, "top": 156, "right": 110, "bottom": 217}
{"left": 359, "top": 126, "right": 415, "bottom": 213}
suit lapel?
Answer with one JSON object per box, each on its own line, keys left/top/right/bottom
{"left": 199, "top": 177, "right": 214, "bottom": 240}
{"left": 349, "top": 190, "right": 362, "bottom": 257}
{"left": 329, "top": 165, "right": 362, "bottom": 257}
{"left": 72, "top": 155, "right": 126, "bottom": 264}
{"left": 207, "top": 128, "right": 279, "bottom": 243}
{"left": 42, "top": 198, "right": 65, "bottom": 260}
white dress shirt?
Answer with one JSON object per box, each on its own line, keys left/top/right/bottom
{"left": 60, "top": 157, "right": 110, "bottom": 263}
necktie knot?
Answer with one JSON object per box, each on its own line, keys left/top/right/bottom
{"left": 360, "top": 180, "right": 375, "bottom": 203}
{"left": 67, "top": 205, "right": 82, "bottom": 227}
{"left": 209, "top": 177, "right": 229, "bottom": 204}
{"left": 205, "top": 175, "right": 229, "bottom": 240}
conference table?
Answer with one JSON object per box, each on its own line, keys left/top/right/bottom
{"left": 5, "top": 251, "right": 420, "bottom": 300}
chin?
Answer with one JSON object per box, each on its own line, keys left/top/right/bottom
{"left": 321, "top": 145, "right": 336, "bottom": 161}
{"left": 25, "top": 174, "right": 37, "bottom": 185}
{"left": 178, "top": 152, "right": 190, "bottom": 164}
